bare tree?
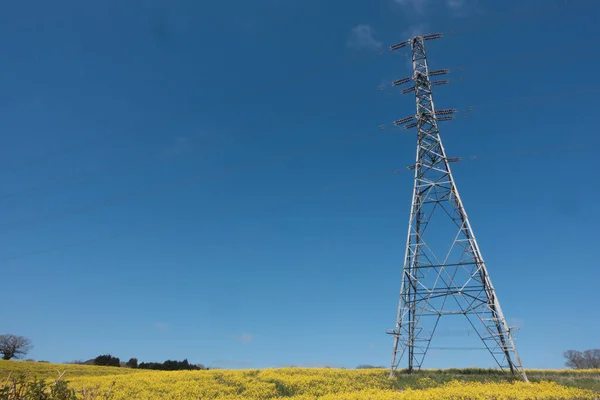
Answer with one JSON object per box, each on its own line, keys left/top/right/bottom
{"left": 583, "top": 349, "right": 600, "bottom": 369}
{"left": 0, "top": 334, "right": 33, "bottom": 360}
{"left": 564, "top": 349, "right": 600, "bottom": 369}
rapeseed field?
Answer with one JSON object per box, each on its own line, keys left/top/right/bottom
{"left": 1, "top": 360, "right": 598, "bottom": 399}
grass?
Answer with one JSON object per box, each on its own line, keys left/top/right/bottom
{"left": 392, "top": 368, "right": 600, "bottom": 392}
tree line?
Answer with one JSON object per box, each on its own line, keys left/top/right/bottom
{"left": 0, "top": 334, "right": 207, "bottom": 370}
{"left": 563, "top": 350, "right": 600, "bottom": 369}
{"left": 91, "top": 354, "right": 207, "bottom": 370}
{"left": 2, "top": 333, "right": 600, "bottom": 371}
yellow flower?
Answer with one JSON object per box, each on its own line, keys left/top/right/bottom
{"left": 1, "top": 360, "right": 597, "bottom": 399}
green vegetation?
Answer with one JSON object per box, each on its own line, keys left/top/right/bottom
{"left": 138, "top": 359, "right": 206, "bottom": 371}
{"left": 91, "top": 356, "right": 119, "bottom": 368}
{"left": 391, "top": 368, "right": 600, "bottom": 392}
{"left": 0, "top": 372, "right": 112, "bottom": 400}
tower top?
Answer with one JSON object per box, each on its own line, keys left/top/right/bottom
{"left": 389, "top": 32, "right": 443, "bottom": 51}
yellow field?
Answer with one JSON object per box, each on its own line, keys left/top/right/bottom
{"left": 1, "top": 360, "right": 598, "bottom": 399}
{"left": 0, "top": 359, "right": 142, "bottom": 379}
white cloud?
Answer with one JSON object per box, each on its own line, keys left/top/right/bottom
{"left": 236, "top": 333, "right": 254, "bottom": 343}
{"left": 447, "top": 0, "right": 465, "bottom": 9}
{"left": 446, "top": 0, "right": 471, "bottom": 17}
{"left": 347, "top": 25, "right": 382, "bottom": 51}
{"left": 403, "top": 22, "right": 429, "bottom": 39}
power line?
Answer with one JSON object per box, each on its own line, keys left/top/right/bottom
{"left": 3, "top": 80, "right": 599, "bottom": 230}
{"left": 0, "top": 168, "right": 400, "bottom": 263}
{"left": 6, "top": 77, "right": 599, "bottom": 204}
{"left": 379, "top": 84, "right": 600, "bottom": 130}
{"left": 2, "top": 18, "right": 592, "bottom": 175}
{"left": 0, "top": 129, "right": 391, "bottom": 231}
{"left": 2, "top": 12, "right": 593, "bottom": 175}
{"left": 378, "top": 39, "right": 600, "bottom": 90}
{"left": 3, "top": 31, "right": 598, "bottom": 233}
{"left": 1, "top": 139, "right": 595, "bottom": 263}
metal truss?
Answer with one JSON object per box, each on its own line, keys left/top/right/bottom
{"left": 387, "top": 34, "right": 527, "bottom": 381}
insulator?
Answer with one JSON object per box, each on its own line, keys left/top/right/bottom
{"left": 433, "top": 80, "right": 449, "bottom": 86}
{"left": 423, "top": 33, "right": 443, "bottom": 41}
{"left": 407, "top": 165, "right": 416, "bottom": 170}
{"left": 429, "top": 69, "right": 449, "bottom": 76}
{"left": 405, "top": 122, "right": 418, "bottom": 129}
{"left": 435, "top": 108, "right": 456, "bottom": 115}
{"left": 401, "top": 86, "right": 416, "bottom": 94}
{"left": 414, "top": 71, "right": 427, "bottom": 80}
{"left": 437, "top": 116, "right": 455, "bottom": 121}
{"left": 447, "top": 157, "right": 461, "bottom": 163}
{"left": 394, "top": 116, "right": 415, "bottom": 125}
{"left": 392, "top": 77, "right": 411, "bottom": 86}
{"left": 390, "top": 41, "right": 408, "bottom": 51}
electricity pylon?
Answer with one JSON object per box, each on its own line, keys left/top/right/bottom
{"left": 387, "top": 33, "right": 527, "bottom": 382}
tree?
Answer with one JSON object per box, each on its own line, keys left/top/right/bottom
{"left": 583, "top": 349, "right": 600, "bottom": 368}
{"left": 138, "top": 359, "right": 205, "bottom": 371}
{"left": 93, "top": 354, "right": 120, "bottom": 367}
{"left": 126, "top": 358, "right": 138, "bottom": 368}
{"left": 0, "top": 334, "right": 32, "bottom": 360}
{"left": 564, "top": 349, "right": 600, "bottom": 369}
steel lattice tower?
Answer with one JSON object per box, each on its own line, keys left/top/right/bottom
{"left": 387, "top": 34, "right": 527, "bottom": 381}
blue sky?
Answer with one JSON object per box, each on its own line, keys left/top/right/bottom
{"left": 1, "top": 0, "right": 599, "bottom": 369}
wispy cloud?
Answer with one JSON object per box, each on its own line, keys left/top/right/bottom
{"left": 347, "top": 25, "right": 382, "bottom": 51}
{"left": 447, "top": 0, "right": 465, "bottom": 9}
{"left": 446, "top": 0, "right": 471, "bottom": 17}
{"left": 403, "top": 22, "right": 429, "bottom": 39}
{"left": 236, "top": 333, "right": 254, "bottom": 343}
